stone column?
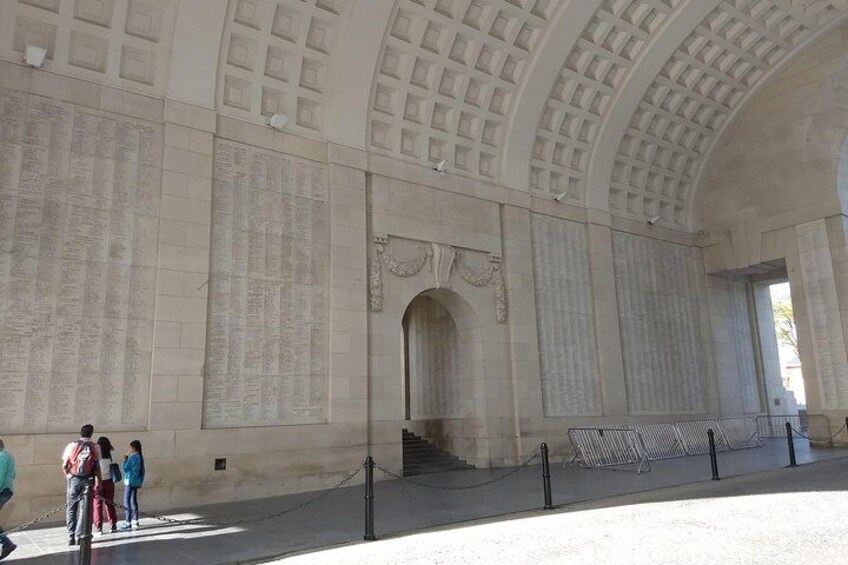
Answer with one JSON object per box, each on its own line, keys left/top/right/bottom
{"left": 788, "top": 218, "right": 848, "bottom": 437}
{"left": 500, "top": 200, "right": 544, "bottom": 459}
{"left": 327, "top": 144, "right": 369, "bottom": 433}
{"left": 586, "top": 212, "right": 628, "bottom": 417}
{"left": 148, "top": 100, "right": 215, "bottom": 431}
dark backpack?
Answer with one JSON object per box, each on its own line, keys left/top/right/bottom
{"left": 67, "top": 440, "right": 97, "bottom": 477}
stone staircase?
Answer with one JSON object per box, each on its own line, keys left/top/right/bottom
{"left": 402, "top": 429, "right": 475, "bottom": 476}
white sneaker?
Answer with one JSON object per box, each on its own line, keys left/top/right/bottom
{"left": 132, "top": 521, "right": 140, "bottom": 530}
{"left": 93, "top": 530, "right": 103, "bottom": 538}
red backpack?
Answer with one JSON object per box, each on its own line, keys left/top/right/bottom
{"left": 66, "top": 440, "right": 98, "bottom": 477}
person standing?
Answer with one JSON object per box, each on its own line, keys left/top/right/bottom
{"left": 61, "top": 425, "right": 100, "bottom": 546}
{"left": 93, "top": 437, "right": 118, "bottom": 536}
{"left": 119, "top": 440, "right": 145, "bottom": 530}
{"left": 0, "top": 439, "right": 17, "bottom": 561}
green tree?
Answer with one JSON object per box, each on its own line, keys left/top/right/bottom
{"left": 773, "top": 297, "right": 798, "bottom": 359}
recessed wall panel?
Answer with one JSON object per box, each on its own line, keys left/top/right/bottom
{"left": 0, "top": 87, "right": 161, "bottom": 433}
{"left": 203, "top": 139, "right": 329, "bottom": 428}
{"left": 530, "top": 214, "right": 600, "bottom": 417}
{"left": 612, "top": 232, "right": 707, "bottom": 415}
{"left": 407, "top": 295, "right": 464, "bottom": 419}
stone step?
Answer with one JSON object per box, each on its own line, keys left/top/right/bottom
{"left": 402, "top": 428, "right": 475, "bottom": 477}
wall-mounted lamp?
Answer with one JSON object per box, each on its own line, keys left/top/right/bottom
{"left": 268, "top": 113, "right": 289, "bottom": 130}
{"left": 25, "top": 45, "right": 46, "bottom": 68}
{"left": 433, "top": 159, "right": 452, "bottom": 177}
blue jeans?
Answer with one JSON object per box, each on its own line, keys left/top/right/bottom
{"left": 123, "top": 486, "right": 139, "bottom": 523}
{"left": 0, "top": 488, "right": 13, "bottom": 547}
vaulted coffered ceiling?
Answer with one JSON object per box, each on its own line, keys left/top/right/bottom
{"left": 1, "top": 0, "right": 846, "bottom": 231}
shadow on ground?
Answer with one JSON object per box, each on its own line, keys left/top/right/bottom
{"left": 5, "top": 439, "right": 847, "bottom": 565}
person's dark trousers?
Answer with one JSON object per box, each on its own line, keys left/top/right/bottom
{"left": 0, "top": 488, "right": 14, "bottom": 550}
{"left": 66, "top": 477, "right": 93, "bottom": 542}
{"left": 93, "top": 481, "right": 117, "bottom": 531}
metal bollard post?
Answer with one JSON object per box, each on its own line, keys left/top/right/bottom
{"left": 78, "top": 482, "right": 94, "bottom": 565}
{"left": 707, "top": 429, "right": 720, "bottom": 481}
{"left": 786, "top": 422, "right": 798, "bottom": 468}
{"left": 540, "top": 443, "right": 553, "bottom": 510}
{"left": 363, "top": 456, "right": 376, "bottom": 541}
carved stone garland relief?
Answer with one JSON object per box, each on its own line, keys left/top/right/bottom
{"left": 369, "top": 235, "right": 507, "bottom": 323}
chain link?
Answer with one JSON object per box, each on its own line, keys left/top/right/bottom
{"left": 95, "top": 466, "right": 362, "bottom": 529}
{"left": 6, "top": 495, "right": 83, "bottom": 534}
{"left": 376, "top": 451, "right": 539, "bottom": 491}
{"left": 791, "top": 421, "right": 848, "bottom": 443}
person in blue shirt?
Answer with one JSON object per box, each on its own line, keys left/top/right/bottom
{"left": 0, "top": 439, "right": 17, "bottom": 560}
{"left": 118, "top": 440, "right": 145, "bottom": 531}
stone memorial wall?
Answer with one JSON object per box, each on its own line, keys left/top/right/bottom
{"left": 796, "top": 221, "right": 848, "bottom": 410}
{"left": 530, "top": 214, "right": 601, "bottom": 416}
{"left": 203, "top": 139, "right": 329, "bottom": 428}
{"left": 612, "top": 232, "right": 707, "bottom": 415}
{"left": 727, "top": 280, "right": 760, "bottom": 413}
{"left": 406, "top": 295, "right": 464, "bottom": 420}
{"left": 0, "top": 87, "right": 161, "bottom": 433}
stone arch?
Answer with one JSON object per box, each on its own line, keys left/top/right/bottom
{"left": 401, "top": 289, "right": 482, "bottom": 452}
{"left": 368, "top": 239, "right": 516, "bottom": 468}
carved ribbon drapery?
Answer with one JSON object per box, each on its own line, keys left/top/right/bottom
{"left": 369, "top": 235, "right": 387, "bottom": 312}
{"left": 370, "top": 234, "right": 434, "bottom": 312}
{"left": 431, "top": 243, "right": 456, "bottom": 289}
{"left": 369, "top": 235, "right": 506, "bottom": 324}
{"left": 455, "top": 253, "right": 507, "bottom": 323}
{"left": 382, "top": 244, "right": 432, "bottom": 277}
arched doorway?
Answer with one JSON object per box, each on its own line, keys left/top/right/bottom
{"left": 400, "top": 290, "right": 478, "bottom": 474}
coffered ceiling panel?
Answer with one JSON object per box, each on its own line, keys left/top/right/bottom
{"left": 216, "top": 0, "right": 353, "bottom": 138}
{"left": 366, "top": 0, "right": 563, "bottom": 180}
{"left": 0, "top": 0, "right": 178, "bottom": 95}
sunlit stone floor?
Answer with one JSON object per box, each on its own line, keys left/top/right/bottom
{"left": 5, "top": 439, "right": 846, "bottom": 565}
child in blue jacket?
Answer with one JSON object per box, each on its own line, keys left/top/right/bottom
{"left": 119, "top": 440, "right": 145, "bottom": 530}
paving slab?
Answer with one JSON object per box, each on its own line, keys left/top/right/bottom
{"left": 2, "top": 439, "right": 846, "bottom": 565}
{"left": 275, "top": 455, "right": 848, "bottom": 565}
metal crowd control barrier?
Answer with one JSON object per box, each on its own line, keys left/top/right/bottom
{"left": 568, "top": 427, "right": 651, "bottom": 473}
{"left": 670, "top": 419, "right": 731, "bottom": 455}
{"left": 757, "top": 414, "right": 831, "bottom": 440}
{"left": 717, "top": 417, "right": 762, "bottom": 450}
{"left": 626, "top": 423, "right": 687, "bottom": 460}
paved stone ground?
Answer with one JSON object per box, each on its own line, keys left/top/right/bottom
{"left": 2, "top": 439, "right": 846, "bottom": 564}
{"left": 276, "top": 456, "right": 848, "bottom": 565}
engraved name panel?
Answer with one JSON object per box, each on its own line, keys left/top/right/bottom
{"left": 0, "top": 88, "right": 160, "bottom": 433}
{"left": 612, "top": 232, "right": 707, "bottom": 415}
{"left": 530, "top": 214, "right": 601, "bottom": 416}
{"left": 203, "top": 139, "right": 329, "bottom": 428}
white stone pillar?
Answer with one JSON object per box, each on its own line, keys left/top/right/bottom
{"left": 789, "top": 218, "right": 848, "bottom": 436}
{"left": 586, "top": 213, "right": 628, "bottom": 417}
{"left": 148, "top": 100, "right": 215, "bottom": 431}
{"left": 501, "top": 201, "right": 544, "bottom": 459}
{"left": 327, "top": 144, "right": 369, "bottom": 429}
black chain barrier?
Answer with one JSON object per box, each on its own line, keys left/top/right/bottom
{"left": 6, "top": 495, "right": 84, "bottom": 534}
{"left": 375, "top": 451, "right": 540, "bottom": 491}
{"left": 92, "top": 466, "right": 362, "bottom": 529}
{"left": 790, "top": 421, "right": 848, "bottom": 443}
